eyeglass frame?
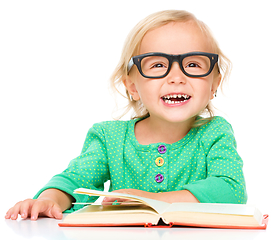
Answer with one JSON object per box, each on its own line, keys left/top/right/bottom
{"left": 127, "top": 51, "right": 219, "bottom": 78}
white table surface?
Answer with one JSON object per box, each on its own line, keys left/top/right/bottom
{"left": 3, "top": 213, "right": 274, "bottom": 240}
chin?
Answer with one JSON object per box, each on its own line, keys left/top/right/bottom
{"left": 163, "top": 115, "right": 197, "bottom": 125}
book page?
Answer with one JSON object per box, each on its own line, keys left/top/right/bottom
{"left": 74, "top": 188, "right": 170, "bottom": 214}
{"left": 63, "top": 204, "right": 161, "bottom": 225}
{"left": 166, "top": 202, "right": 261, "bottom": 217}
{"left": 162, "top": 202, "right": 263, "bottom": 226}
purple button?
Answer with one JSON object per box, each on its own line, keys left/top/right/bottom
{"left": 158, "top": 145, "right": 167, "bottom": 154}
{"left": 155, "top": 174, "right": 164, "bottom": 183}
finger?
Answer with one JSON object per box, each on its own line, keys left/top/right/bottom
{"left": 116, "top": 198, "right": 129, "bottom": 203}
{"left": 102, "top": 197, "right": 129, "bottom": 205}
{"left": 5, "top": 207, "right": 13, "bottom": 219}
{"left": 8, "top": 202, "right": 23, "bottom": 220}
{"left": 5, "top": 207, "right": 14, "bottom": 219}
{"left": 19, "top": 199, "right": 34, "bottom": 219}
{"left": 104, "top": 197, "right": 125, "bottom": 202}
{"left": 101, "top": 197, "right": 121, "bottom": 205}
{"left": 101, "top": 197, "right": 113, "bottom": 205}
{"left": 51, "top": 205, "right": 63, "bottom": 220}
{"left": 30, "top": 200, "right": 46, "bottom": 221}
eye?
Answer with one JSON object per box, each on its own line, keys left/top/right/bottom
{"left": 141, "top": 56, "right": 168, "bottom": 75}
{"left": 152, "top": 63, "right": 166, "bottom": 68}
{"left": 186, "top": 62, "right": 200, "bottom": 68}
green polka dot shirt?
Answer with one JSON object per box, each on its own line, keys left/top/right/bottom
{"left": 34, "top": 116, "right": 247, "bottom": 212}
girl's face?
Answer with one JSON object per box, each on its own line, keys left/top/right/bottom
{"left": 126, "top": 21, "right": 221, "bottom": 125}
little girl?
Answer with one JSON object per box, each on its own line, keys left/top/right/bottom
{"left": 6, "top": 10, "right": 247, "bottom": 221}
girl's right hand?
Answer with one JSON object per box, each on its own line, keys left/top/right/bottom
{"left": 5, "top": 198, "right": 63, "bottom": 221}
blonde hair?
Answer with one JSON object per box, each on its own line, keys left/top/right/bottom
{"left": 110, "top": 10, "right": 231, "bottom": 127}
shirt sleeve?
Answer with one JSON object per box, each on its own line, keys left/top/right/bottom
{"left": 33, "top": 123, "right": 110, "bottom": 212}
{"left": 182, "top": 117, "right": 247, "bottom": 204}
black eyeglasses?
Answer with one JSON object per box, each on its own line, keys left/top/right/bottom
{"left": 127, "top": 52, "right": 219, "bottom": 78}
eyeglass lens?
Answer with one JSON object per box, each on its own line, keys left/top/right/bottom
{"left": 140, "top": 55, "right": 211, "bottom": 77}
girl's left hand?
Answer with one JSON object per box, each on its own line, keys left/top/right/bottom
{"left": 101, "top": 189, "right": 156, "bottom": 205}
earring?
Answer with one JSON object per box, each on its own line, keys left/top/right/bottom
{"left": 214, "top": 90, "right": 217, "bottom": 97}
{"left": 130, "top": 95, "right": 134, "bottom": 101}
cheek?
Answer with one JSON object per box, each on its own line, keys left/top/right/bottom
{"left": 193, "top": 80, "right": 212, "bottom": 98}
{"left": 136, "top": 83, "right": 154, "bottom": 102}
{"left": 135, "top": 76, "right": 156, "bottom": 93}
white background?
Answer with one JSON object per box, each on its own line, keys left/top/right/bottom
{"left": 1, "top": 0, "right": 274, "bottom": 221}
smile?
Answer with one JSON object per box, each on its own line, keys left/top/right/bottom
{"left": 161, "top": 94, "right": 191, "bottom": 105}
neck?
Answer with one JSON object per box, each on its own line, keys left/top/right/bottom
{"left": 135, "top": 116, "right": 196, "bottom": 145}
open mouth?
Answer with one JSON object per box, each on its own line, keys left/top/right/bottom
{"left": 161, "top": 94, "right": 191, "bottom": 104}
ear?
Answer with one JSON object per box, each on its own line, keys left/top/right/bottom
{"left": 123, "top": 76, "right": 140, "bottom": 101}
{"left": 210, "top": 73, "right": 222, "bottom": 100}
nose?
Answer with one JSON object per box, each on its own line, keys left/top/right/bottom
{"left": 167, "top": 62, "right": 187, "bottom": 84}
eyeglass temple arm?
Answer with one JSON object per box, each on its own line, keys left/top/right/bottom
{"left": 127, "top": 58, "right": 134, "bottom": 74}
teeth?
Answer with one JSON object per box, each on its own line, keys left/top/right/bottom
{"left": 162, "top": 94, "right": 190, "bottom": 104}
{"left": 162, "top": 94, "right": 190, "bottom": 99}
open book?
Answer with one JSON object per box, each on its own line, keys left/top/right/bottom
{"left": 58, "top": 188, "right": 268, "bottom": 229}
